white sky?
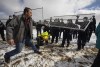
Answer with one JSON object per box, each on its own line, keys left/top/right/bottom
{"left": 0, "top": 0, "right": 100, "bottom": 24}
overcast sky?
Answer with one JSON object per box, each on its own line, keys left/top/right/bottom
{"left": 0, "top": 0, "right": 100, "bottom": 23}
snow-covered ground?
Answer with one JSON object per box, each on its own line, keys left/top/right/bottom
{"left": 0, "top": 29, "right": 97, "bottom": 67}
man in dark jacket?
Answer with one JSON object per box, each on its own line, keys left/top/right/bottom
{"left": 76, "top": 17, "right": 89, "bottom": 50}
{"left": 4, "top": 7, "right": 41, "bottom": 63}
{"left": 50, "top": 19, "right": 60, "bottom": 44}
{"left": 59, "top": 19, "right": 64, "bottom": 39}
{"left": 6, "top": 15, "right": 12, "bottom": 27}
{"left": 0, "top": 20, "right": 6, "bottom": 41}
{"left": 43, "top": 20, "right": 50, "bottom": 32}
{"left": 86, "top": 18, "right": 94, "bottom": 42}
{"left": 60, "top": 19, "right": 74, "bottom": 47}
{"left": 92, "top": 15, "right": 96, "bottom": 33}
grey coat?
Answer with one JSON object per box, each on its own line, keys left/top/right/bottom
{"left": 6, "top": 14, "right": 33, "bottom": 43}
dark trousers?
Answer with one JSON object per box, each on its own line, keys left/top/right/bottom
{"left": 91, "top": 49, "right": 100, "bottom": 67}
{"left": 77, "top": 35, "right": 86, "bottom": 49}
{"left": 36, "top": 36, "right": 48, "bottom": 49}
{"left": 61, "top": 33, "right": 70, "bottom": 46}
{"left": 51, "top": 34, "right": 59, "bottom": 43}
{"left": 36, "top": 37, "right": 43, "bottom": 49}
{"left": 61, "top": 37, "right": 70, "bottom": 46}
{"left": 37, "top": 29, "right": 41, "bottom": 37}
{"left": 0, "top": 30, "right": 5, "bottom": 41}
{"left": 93, "top": 25, "right": 96, "bottom": 33}
{"left": 87, "top": 30, "right": 92, "bottom": 42}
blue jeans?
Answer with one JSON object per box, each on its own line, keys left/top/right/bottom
{"left": 5, "top": 37, "right": 38, "bottom": 58}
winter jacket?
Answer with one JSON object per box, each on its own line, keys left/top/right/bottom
{"left": 6, "top": 14, "right": 34, "bottom": 43}
{"left": 0, "top": 22, "right": 5, "bottom": 31}
{"left": 36, "top": 23, "right": 42, "bottom": 30}
{"left": 6, "top": 19, "right": 12, "bottom": 27}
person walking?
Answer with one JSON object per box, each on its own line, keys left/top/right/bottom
{"left": 4, "top": 7, "right": 41, "bottom": 63}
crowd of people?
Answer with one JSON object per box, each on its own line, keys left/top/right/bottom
{"left": 0, "top": 7, "right": 98, "bottom": 67}
{"left": 35, "top": 15, "right": 96, "bottom": 51}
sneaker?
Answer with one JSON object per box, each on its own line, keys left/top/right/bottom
{"left": 4, "top": 55, "right": 10, "bottom": 63}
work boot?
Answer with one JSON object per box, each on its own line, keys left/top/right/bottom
{"left": 4, "top": 55, "right": 10, "bottom": 63}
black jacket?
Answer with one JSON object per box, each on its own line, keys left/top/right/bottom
{"left": 0, "top": 22, "right": 5, "bottom": 31}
